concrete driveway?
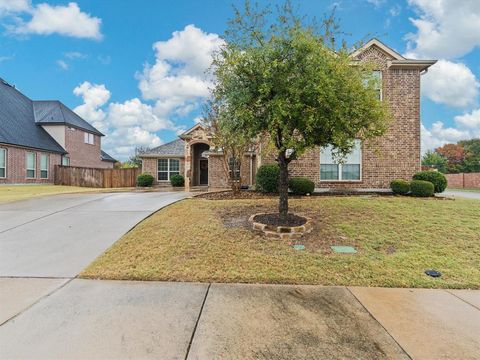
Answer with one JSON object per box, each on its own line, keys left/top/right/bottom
{"left": 442, "top": 189, "right": 480, "bottom": 200}
{"left": 0, "top": 191, "right": 190, "bottom": 277}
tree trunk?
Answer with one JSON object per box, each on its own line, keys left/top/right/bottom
{"left": 277, "top": 152, "right": 289, "bottom": 222}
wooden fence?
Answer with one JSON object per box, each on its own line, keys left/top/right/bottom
{"left": 54, "top": 165, "right": 140, "bottom": 188}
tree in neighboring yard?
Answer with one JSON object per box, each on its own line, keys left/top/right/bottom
{"left": 459, "top": 139, "right": 480, "bottom": 173}
{"left": 203, "top": 101, "right": 257, "bottom": 194}
{"left": 422, "top": 150, "right": 447, "bottom": 173}
{"left": 435, "top": 143, "right": 466, "bottom": 173}
{"left": 212, "top": 1, "right": 391, "bottom": 221}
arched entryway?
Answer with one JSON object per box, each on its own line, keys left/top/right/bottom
{"left": 191, "top": 142, "right": 209, "bottom": 186}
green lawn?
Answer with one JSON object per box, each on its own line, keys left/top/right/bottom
{"left": 448, "top": 188, "right": 480, "bottom": 193}
{"left": 81, "top": 196, "right": 480, "bottom": 289}
{"left": 0, "top": 185, "right": 131, "bottom": 204}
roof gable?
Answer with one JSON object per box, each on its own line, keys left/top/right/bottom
{"left": 350, "top": 38, "right": 405, "bottom": 60}
{"left": 141, "top": 138, "right": 185, "bottom": 157}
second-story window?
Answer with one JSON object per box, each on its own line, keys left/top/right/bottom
{"left": 372, "top": 70, "right": 382, "bottom": 101}
{"left": 84, "top": 132, "right": 94, "bottom": 145}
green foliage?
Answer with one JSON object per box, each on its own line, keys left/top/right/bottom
{"left": 422, "top": 151, "right": 447, "bottom": 173}
{"left": 459, "top": 139, "right": 480, "bottom": 173}
{"left": 137, "top": 173, "right": 154, "bottom": 187}
{"left": 170, "top": 174, "right": 185, "bottom": 187}
{"left": 412, "top": 171, "right": 447, "bottom": 193}
{"left": 289, "top": 177, "right": 315, "bottom": 195}
{"left": 390, "top": 179, "right": 410, "bottom": 195}
{"left": 410, "top": 180, "right": 434, "bottom": 197}
{"left": 256, "top": 164, "right": 280, "bottom": 193}
{"left": 213, "top": 1, "right": 391, "bottom": 217}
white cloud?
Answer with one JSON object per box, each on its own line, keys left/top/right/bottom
{"left": 422, "top": 108, "right": 480, "bottom": 152}
{"left": 421, "top": 60, "right": 479, "bottom": 108}
{"left": 3, "top": 2, "right": 102, "bottom": 40}
{"left": 389, "top": 4, "right": 401, "bottom": 17}
{"left": 56, "top": 59, "right": 69, "bottom": 70}
{"left": 73, "top": 82, "right": 111, "bottom": 131}
{"left": 454, "top": 109, "right": 480, "bottom": 129}
{"left": 0, "top": 0, "right": 30, "bottom": 14}
{"left": 138, "top": 24, "right": 223, "bottom": 108}
{"left": 72, "top": 25, "right": 223, "bottom": 160}
{"left": 65, "top": 51, "right": 87, "bottom": 60}
{"left": 406, "top": 0, "right": 480, "bottom": 59}
{"left": 366, "top": 0, "right": 385, "bottom": 8}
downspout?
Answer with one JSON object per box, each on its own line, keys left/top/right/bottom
{"left": 249, "top": 154, "right": 253, "bottom": 186}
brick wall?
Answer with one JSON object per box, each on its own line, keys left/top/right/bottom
{"left": 445, "top": 173, "right": 480, "bottom": 189}
{"left": 64, "top": 128, "right": 111, "bottom": 169}
{"left": 0, "top": 144, "right": 61, "bottom": 184}
{"left": 141, "top": 157, "right": 185, "bottom": 186}
{"left": 208, "top": 154, "right": 256, "bottom": 189}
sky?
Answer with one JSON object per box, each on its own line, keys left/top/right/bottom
{"left": 0, "top": 0, "right": 479, "bottom": 160}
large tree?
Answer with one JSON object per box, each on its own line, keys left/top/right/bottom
{"left": 422, "top": 150, "right": 447, "bottom": 173}
{"left": 212, "top": 2, "right": 390, "bottom": 221}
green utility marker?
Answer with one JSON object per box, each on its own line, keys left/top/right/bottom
{"left": 293, "top": 244, "right": 305, "bottom": 250}
{"left": 331, "top": 245, "right": 357, "bottom": 254}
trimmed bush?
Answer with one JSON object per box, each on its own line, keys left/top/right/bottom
{"left": 390, "top": 179, "right": 410, "bottom": 195}
{"left": 170, "top": 174, "right": 185, "bottom": 187}
{"left": 410, "top": 180, "right": 434, "bottom": 197}
{"left": 137, "top": 173, "right": 154, "bottom": 187}
{"left": 289, "top": 177, "right": 315, "bottom": 195}
{"left": 256, "top": 164, "right": 280, "bottom": 193}
{"left": 412, "top": 170, "right": 447, "bottom": 193}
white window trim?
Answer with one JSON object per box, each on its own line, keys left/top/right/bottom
{"left": 0, "top": 148, "right": 6, "bottom": 178}
{"left": 40, "top": 154, "right": 49, "bottom": 179}
{"left": 157, "top": 159, "right": 180, "bottom": 181}
{"left": 319, "top": 142, "right": 363, "bottom": 182}
{"left": 374, "top": 70, "right": 383, "bottom": 101}
{"left": 84, "top": 132, "right": 95, "bottom": 145}
{"left": 61, "top": 155, "right": 70, "bottom": 166}
{"left": 26, "top": 152, "right": 36, "bottom": 179}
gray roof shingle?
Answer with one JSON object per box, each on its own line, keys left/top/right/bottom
{"left": 0, "top": 78, "right": 66, "bottom": 154}
{"left": 101, "top": 150, "right": 117, "bottom": 163}
{"left": 33, "top": 100, "right": 103, "bottom": 136}
{"left": 142, "top": 139, "right": 185, "bottom": 157}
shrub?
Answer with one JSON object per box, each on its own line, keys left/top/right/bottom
{"left": 390, "top": 179, "right": 410, "bottom": 195}
{"left": 289, "top": 177, "right": 315, "bottom": 195}
{"left": 410, "top": 180, "right": 434, "bottom": 197}
{"left": 412, "top": 170, "right": 447, "bottom": 193}
{"left": 137, "top": 173, "right": 154, "bottom": 187}
{"left": 256, "top": 164, "right": 280, "bottom": 193}
{"left": 170, "top": 174, "right": 185, "bottom": 187}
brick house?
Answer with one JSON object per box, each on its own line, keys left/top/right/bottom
{"left": 139, "top": 39, "right": 436, "bottom": 191}
{"left": 0, "top": 78, "right": 116, "bottom": 184}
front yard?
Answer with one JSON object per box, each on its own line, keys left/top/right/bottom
{"left": 81, "top": 195, "right": 480, "bottom": 289}
{"left": 0, "top": 185, "right": 102, "bottom": 204}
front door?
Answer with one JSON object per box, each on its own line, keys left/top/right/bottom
{"left": 199, "top": 159, "right": 208, "bottom": 185}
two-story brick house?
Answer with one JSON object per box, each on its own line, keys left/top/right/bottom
{"left": 140, "top": 39, "right": 436, "bottom": 190}
{"left": 0, "top": 78, "right": 116, "bottom": 184}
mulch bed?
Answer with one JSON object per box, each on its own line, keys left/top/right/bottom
{"left": 253, "top": 213, "right": 307, "bottom": 227}
{"left": 196, "top": 190, "right": 396, "bottom": 200}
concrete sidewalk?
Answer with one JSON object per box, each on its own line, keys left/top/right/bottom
{"left": 1, "top": 279, "right": 479, "bottom": 359}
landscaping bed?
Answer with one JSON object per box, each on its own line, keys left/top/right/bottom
{"left": 81, "top": 196, "right": 480, "bottom": 289}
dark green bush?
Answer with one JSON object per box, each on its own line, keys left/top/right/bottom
{"left": 390, "top": 179, "right": 410, "bottom": 195}
{"left": 137, "top": 173, "right": 154, "bottom": 187}
{"left": 410, "top": 180, "right": 434, "bottom": 197}
{"left": 412, "top": 171, "right": 447, "bottom": 193}
{"left": 289, "top": 177, "right": 315, "bottom": 195}
{"left": 170, "top": 174, "right": 185, "bottom": 187}
{"left": 256, "top": 164, "right": 280, "bottom": 193}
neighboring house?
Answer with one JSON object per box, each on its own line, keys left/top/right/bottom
{"left": 140, "top": 39, "right": 436, "bottom": 190}
{"left": 0, "top": 78, "right": 116, "bottom": 184}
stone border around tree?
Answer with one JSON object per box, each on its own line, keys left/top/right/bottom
{"left": 248, "top": 213, "right": 313, "bottom": 239}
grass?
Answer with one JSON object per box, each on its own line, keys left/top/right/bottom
{"left": 81, "top": 196, "right": 480, "bottom": 289}
{"left": 0, "top": 185, "right": 131, "bottom": 204}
